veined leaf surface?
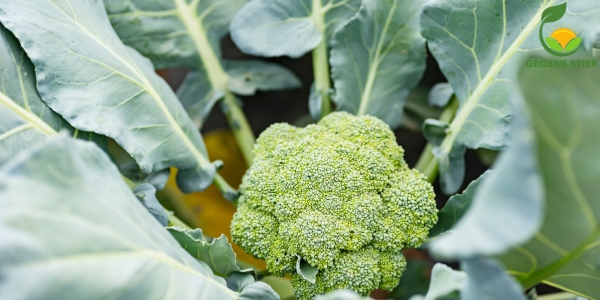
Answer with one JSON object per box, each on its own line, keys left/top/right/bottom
{"left": 498, "top": 62, "right": 600, "bottom": 298}
{"left": 105, "top": 0, "right": 301, "bottom": 166}
{"left": 0, "top": 136, "right": 277, "bottom": 300}
{"left": 105, "top": 0, "right": 241, "bottom": 127}
{"left": 415, "top": 259, "right": 523, "bottom": 300}
{"left": 105, "top": 0, "right": 247, "bottom": 70}
{"left": 105, "top": 0, "right": 300, "bottom": 127}
{"left": 428, "top": 171, "right": 489, "bottom": 238}
{"left": 230, "top": 0, "right": 360, "bottom": 58}
{"left": 0, "top": 0, "right": 217, "bottom": 193}
{"left": 420, "top": 0, "right": 600, "bottom": 193}
{"left": 168, "top": 226, "right": 250, "bottom": 278}
{"left": 330, "top": 0, "right": 427, "bottom": 129}
{"left": 430, "top": 105, "right": 543, "bottom": 258}
{"left": 0, "top": 24, "right": 101, "bottom": 166}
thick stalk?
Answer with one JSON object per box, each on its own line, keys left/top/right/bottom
{"left": 175, "top": 0, "right": 255, "bottom": 166}
{"left": 311, "top": 0, "right": 332, "bottom": 118}
{"left": 221, "top": 91, "right": 255, "bottom": 165}
{"left": 414, "top": 143, "right": 438, "bottom": 182}
{"left": 414, "top": 98, "right": 459, "bottom": 183}
{"left": 168, "top": 212, "right": 193, "bottom": 230}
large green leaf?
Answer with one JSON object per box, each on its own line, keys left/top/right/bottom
{"left": 105, "top": 0, "right": 301, "bottom": 166}
{"left": 329, "top": 0, "right": 426, "bottom": 129}
{"left": 0, "top": 24, "right": 102, "bottom": 166}
{"left": 105, "top": 0, "right": 300, "bottom": 125}
{"left": 460, "top": 258, "right": 524, "bottom": 300}
{"left": 430, "top": 105, "right": 543, "bottom": 258}
{"left": 104, "top": 0, "right": 240, "bottom": 125}
{"left": 420, "top": 0, "right": 600, "bottom": 193}
{"left": 0, "top": 137, "right": 278, "bottom": 300}
{"left": 414, "top": 259, "right": 524, "bottom": 300}
{"left": 496, "top": 62, "right": 600, "bottom": 298}
{"left": 0, "top": 0, "right": 219, "bottom": 193}
{"left": 230, "top": 0, "right": 360, "bottom": 58}
{"left": 413, "top": 263, "right": 464, "bottom": 300}
{"left": 105, "top": 0, "right": 246, "bottom": 69}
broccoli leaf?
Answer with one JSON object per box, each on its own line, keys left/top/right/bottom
{"left": 414, "top": 259, "right": 523, "bottom": 300}
{"left": 428, "top": 83, "right": 454, "bottom": 108}
{"left": 461, "top": 258, "right": 524, "bottom": 300}
{"left": 226, "top": 273, "right": 255, "bottom": 293}
{"left": 0, "top": 136, "right": 278, "bottom": 300}
{"left": 230, "top": 0, "right": 359, "bottom": 121}
{"left": 413, "top": 263, "right": 465, "bottom": 300}
{"left": 0, "top": 24, "right": 104, "bottom": 166}
{"left": 230, "top": 0, "right": 360, "bottom": 58}
{"left": 420, "top": 0, "right": 600, "bottom": 194}
{"left": 105, "top": 0, "right": 246, "bottom": 69}
{"left": 430, "top": 102, "right": 543, "bottom": 258}
{"left": 167, "top": 226, "right": 252, "bottom": 278}
{"left": 105, "top": 0, "right": 300, "bottom": 127}
{"left": 422, "top": 117, "right": 465, "bottom": 194}
{"left": 119, "top": 161, "right": 172, "bottom": 190}
{"left": 176, "top": 71, "right": 225, "bottom": 128}
{"left": 296, "top": 255, "right": 318, "bottom": 284}
{"left": 428, "top": 171, "right": 491, "bottom": 238}
{"left": 330, "top": 0, "right": 427, "bottom": 129}
{"left": 224, "top": 60, "right": 302, "bottom": 96}
{"left": 133, "top": 183, "right": 170, "bottom": 227}
{"left": 497, "top": 60, "right": 600, "bottom": 298}
{"left": 105, "top": 0, "right": 301, "bottom": 166}
{"left": 0, "top": 0, "right": 219, "bottom": 194}
{"left": 105, "top": 0, "right": 237, "bottom": 121}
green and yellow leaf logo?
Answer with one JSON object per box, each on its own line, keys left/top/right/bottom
{"left": 539, "top": 3, "right": 582, "bottom": 57}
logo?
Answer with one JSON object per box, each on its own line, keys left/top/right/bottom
{"left": 539, "top": 2, "right": 582, "bottom": 56}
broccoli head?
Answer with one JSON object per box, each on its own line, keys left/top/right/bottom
{"left": 231, "top": 112, "right": 437, "bottom": 299}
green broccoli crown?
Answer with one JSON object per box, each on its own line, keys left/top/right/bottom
{"left": 231, "top": 112, "right": 437, "bottom": 299}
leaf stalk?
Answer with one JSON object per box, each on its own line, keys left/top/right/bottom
{"left": 174, "top": 0, "right": 256, "bottom": 166}
{"left": 415, "top": 97, "right": 459, "bottom": 183}
{"left": 311, "top": 0, "right": 332, "bottom": 119}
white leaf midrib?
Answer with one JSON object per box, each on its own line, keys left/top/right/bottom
{"left": 0, "top": 91, "right": 57, "bottom": 136}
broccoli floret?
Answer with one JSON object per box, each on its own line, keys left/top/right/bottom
{"left": 231, "top": 112, "right": 437, "bottom": 299}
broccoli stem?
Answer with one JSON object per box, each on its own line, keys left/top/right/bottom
{"left": 414, "top": 143, "right": 439, "bottom": 183}
{"left": 221, "top": 91, "right": 256, "bottom": 166}
{"left": 311, "top": 0, "right": 332, "bottom": 119}
{"left": 174, "top": 0, "right": 256, "bottom": 167}
{"left": 414, "top": 97, "right": 459, "bottom": 183}
{"left": 167, "top": 212, "right": 193, "bottom": 230}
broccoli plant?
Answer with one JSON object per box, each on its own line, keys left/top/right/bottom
{"left": 1, "top": 0, "right": 600, "bottom": 299}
